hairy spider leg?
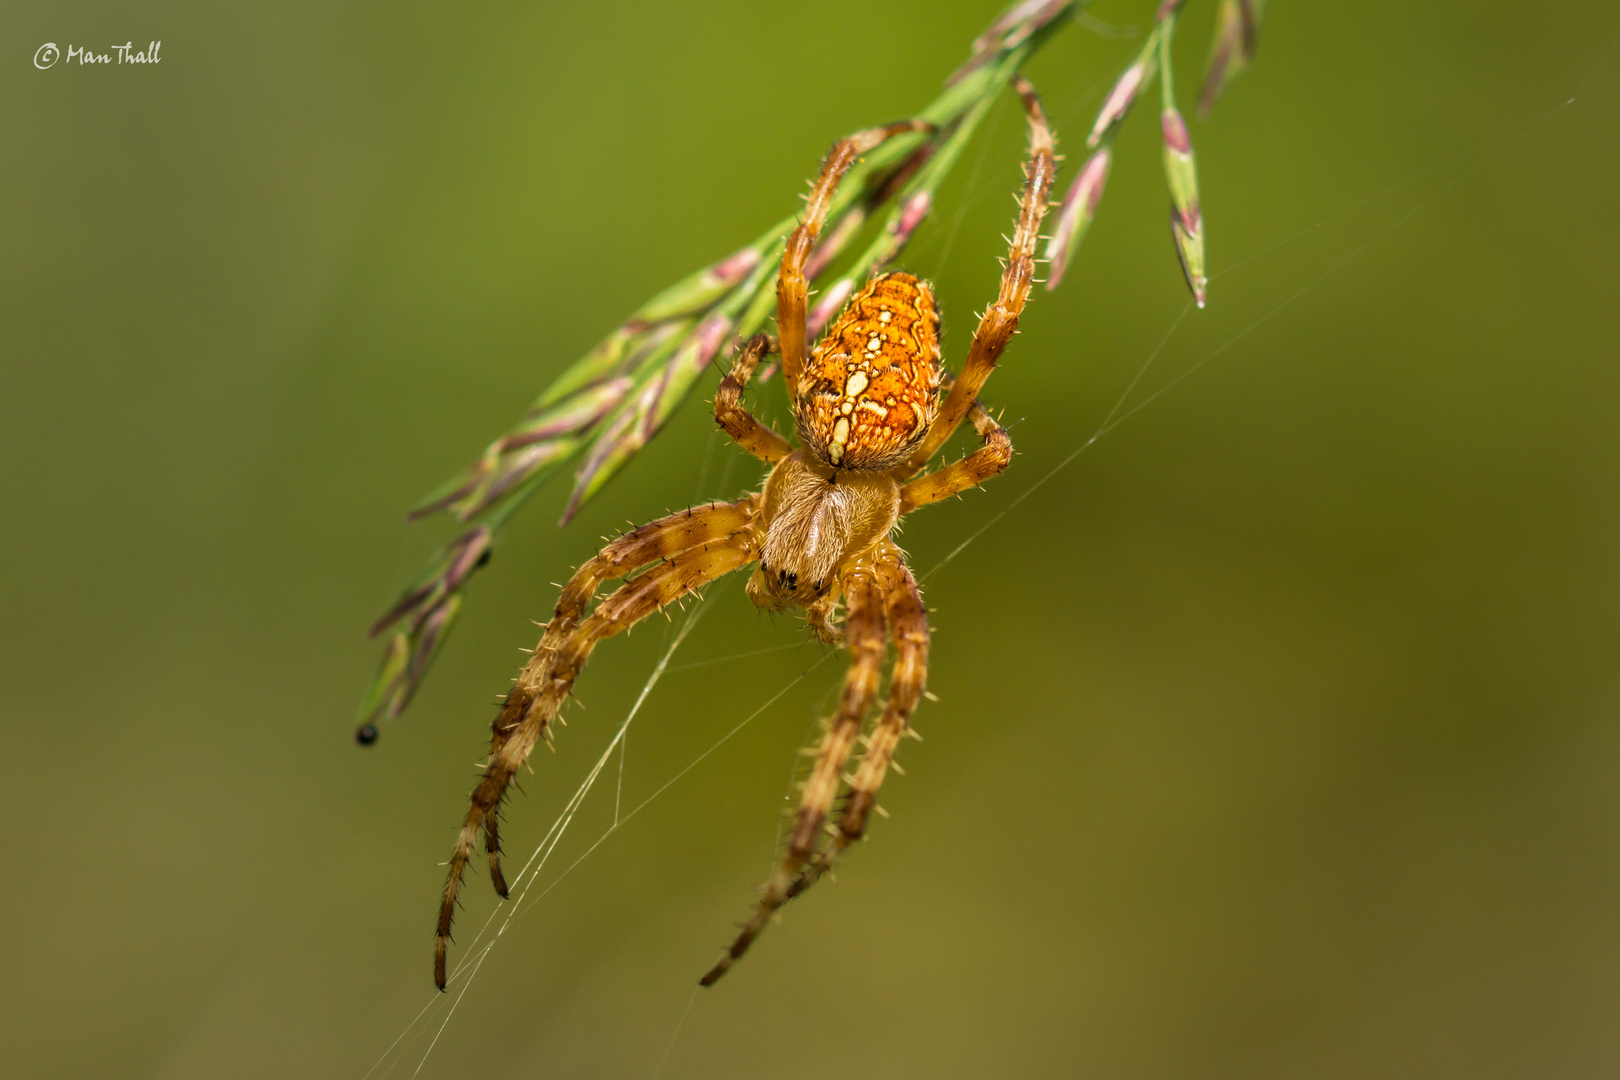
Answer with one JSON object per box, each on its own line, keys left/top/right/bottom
{"left": 904, "top": 76, "right": 1055, "bottom": 472}
{"left": 436, "top": 504, "right": 759, "bottom": 989}
{"left": 714, "top": 332, "right": 791, "bottom": 463}
{"left": 699, "top": 563, "right": 889, "bottom": 985}
{"left": 478, "top": 500, "right": 757, "bottom": 890}
{"left": 788, "top": 548, "right": 929, "bottom": 899}
{"left": 899, "top": 401, "right": 1013, "bottom": 513}
{"left": 779, "top": 120, "right": 933, "bottom": 394}
{"left": 804, "top": 586, "right": 846, "bottom": 644}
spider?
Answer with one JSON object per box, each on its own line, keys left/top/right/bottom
{"left": 434, "top": 76, "right": 1056, "bottom": 990}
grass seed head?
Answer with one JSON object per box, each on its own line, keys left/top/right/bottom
{"left": 1161, "top": 107, "right": 1207, "bottom": 307}
{"left": 1044, "top": 147, "right": 1111, "bottom": 290}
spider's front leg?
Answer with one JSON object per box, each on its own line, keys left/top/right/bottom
{"left": 436, "top": 500, "right": 759, "bottom": 989}
{"left": 778, "top": 120, "right": 933, "bottom": 392}
{"left": 714, "top": 332, "right": 791, "bottom": 463}
{"left": 905, "top": 75, "right": 1055, "bottom": 472}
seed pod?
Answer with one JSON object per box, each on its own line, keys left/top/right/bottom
{"left": 563, "top": 314, "right": 732, "bottom": 521}
{"left": 952, "top": 0, "right": 1075, "bottom": 85}
{"left": 1088, "top": 55, "right": 1154, "bottom": 148}
{"left": 884, "top": 190, "right": 935, "bottom": 263}
{"left": 358, "top": 524, "right": 484, "bottom": 729}
{"left": 1044, "top": 147, "right": 1111, "bottom": 291}
{"left": 629, "top": 244, "right": 761, "bottom": 324}
{"left": 808, "top": 278, "right": 856, "bottom": 340}
{"left": 1199, "top": 0, "right": 1265, "bottom": 117}
{"left": 1161, "top": 107, "right": 1207, "bottom": 307}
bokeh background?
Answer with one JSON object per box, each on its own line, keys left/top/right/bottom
{"left": 4, "top": 2, "right": 1620, "bottom": 1077}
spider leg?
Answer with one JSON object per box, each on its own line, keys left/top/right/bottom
{"left": 804, "top": 584, "right": 846, "bottom": 645}
{"left": 437, "top": 501, "right": 759, "bottom": 989}
{"left": 480, "top": 500, "right": 755, "bottom": 776}
{"left": 779, "top": 120, "right": 933, "bottom": 393}
{"left": 898, "top": 400, "right": 1012, "bottom": 514}
{"left": 484, "top": 801, "right": 507, "bottom": 896}
{"left": 715, "top": 332, "right": 792, "bottom": 463}
{"left": 699, "top": 564, "right": 888, "bottom": 985}
{"left": 904, "top": 75, "right": 1055, "bottom": 473}
{"left": 788, "top": 547, "right": 928, "bottom": 899}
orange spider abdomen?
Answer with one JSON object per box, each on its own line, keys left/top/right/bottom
{"left": 795, "top": 271, "right": 941, "bottom": 471}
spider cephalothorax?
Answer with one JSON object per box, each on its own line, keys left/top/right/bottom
{"left": 746, "top": 272, "right": 939, "bottom": 610}
{"left": 433, "top": 78, "right": 1055, "bottom": 989}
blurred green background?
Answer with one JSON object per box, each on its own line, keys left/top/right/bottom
{"left": 4, "top": 2, "right": 1619, "bottom": 1077}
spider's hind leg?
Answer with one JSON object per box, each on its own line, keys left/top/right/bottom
{"left": 436, "top": 499, "right": 759, "bottom": 989}
{"left": 699, "top": 563, "right": 888, "bottom": 985}
{"left": 789, "top": 549, "right": 928, "bottom": 900}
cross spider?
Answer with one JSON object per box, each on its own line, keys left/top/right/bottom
{"left": 434, "top": 77, "right": 1056, "bottom": 989}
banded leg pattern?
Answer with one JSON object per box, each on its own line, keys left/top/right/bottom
{"left": 436, "top": 500, "right": 758, "bottom": 989}
{"left": 906, "top": 75, "right": 1055, "bottom": 471}
{"left": 790, "top": 550, "right": 929, "bottom": 899}
{"left": 700, "top": 565, "right": 888, "bottom": 985}
{"left": 778, "top": 120, "right": 934, "bottom": 393}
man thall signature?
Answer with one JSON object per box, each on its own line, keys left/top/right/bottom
{"left": 34, "top": 42, "right": 162, "bottom": 69}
